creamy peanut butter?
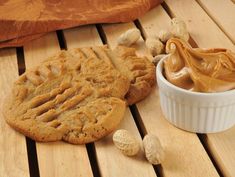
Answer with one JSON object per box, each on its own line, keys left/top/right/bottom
{"left": 163, "top": 38, "right": 235, "bottom": 92}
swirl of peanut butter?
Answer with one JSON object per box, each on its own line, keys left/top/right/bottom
{"left": 163, "top": 38, "right": 235, "bottom": 92}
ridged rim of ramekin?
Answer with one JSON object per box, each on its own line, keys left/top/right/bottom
{"left": 156, "top": 56, "right": 235, "bottom": 97}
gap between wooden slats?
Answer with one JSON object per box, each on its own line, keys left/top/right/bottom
{"left": 129, "top": 105, "right": 163, "bottom": 176}
{"left": 161, "top": 1, "right": 235, "bottom": 176}
{"left": 16, "top": 47, "right": 40, "bottom": 177}
{"left": 63, "top": 25, "right": 157, "bottom": 177}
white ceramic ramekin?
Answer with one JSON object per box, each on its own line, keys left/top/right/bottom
{"left": 156, "top": 57, "right": 235, "bottom": 133}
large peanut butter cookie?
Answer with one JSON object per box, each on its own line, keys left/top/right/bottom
{"left": 3, "top": 49, "right": 129, "bottom": 144}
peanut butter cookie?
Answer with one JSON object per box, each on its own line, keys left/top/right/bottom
{"left": 3, "top": 49, "right": 129, "bottom": 144}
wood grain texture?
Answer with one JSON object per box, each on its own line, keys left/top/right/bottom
{"left": 196, "top": 0, "right": 235, "bottom": 44}
{"left": 102, "top": 7, "right": 219, "bottom": 177}
{"left": 23, "top": 32, "right": 93, "bottom": 177}
{"left": 0, "top": 49, "right": 29, "bottom": 177}
{"left": 64, "top": 25, "right": 103, "bottom": 48}
{"left": 162, "top": 1, "right": 235, "bottom": 176}
{"left": 63, "top": 25, "right": 157, "bottom": 177}
{"left": 164, "top": 0, "right": 235, "bottom": 51}
{"left": 205, "top": 130, "right": 235, "bottom": 177}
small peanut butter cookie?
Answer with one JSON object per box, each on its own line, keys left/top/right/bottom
{"left": 76, "top": 45, "right": 156, "bottom": 105}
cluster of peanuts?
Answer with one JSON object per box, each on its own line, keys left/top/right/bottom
{"left": 113, "top": 129, "right": 165, "bottom": 165}
{"left": 117, "top": 17, "right": 189, "bottom": 65}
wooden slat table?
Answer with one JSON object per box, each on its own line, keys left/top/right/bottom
{"left": 0, "top": 1, "right": 234, "bottom": 177}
